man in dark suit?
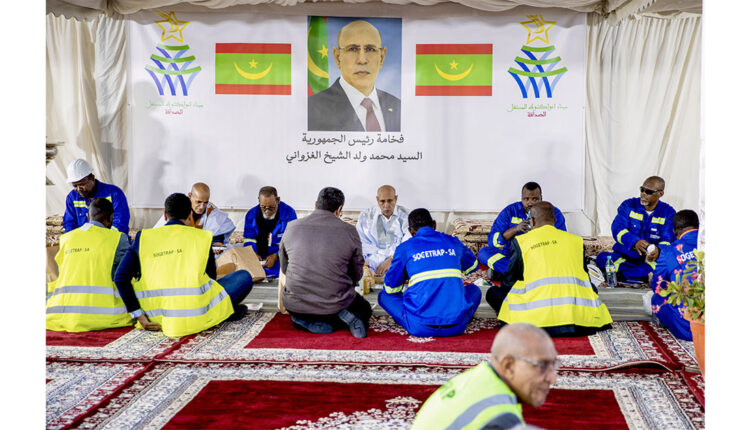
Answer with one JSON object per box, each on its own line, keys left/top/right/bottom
{"left": 308, "top": 20, "right": 401, "bottom": 132}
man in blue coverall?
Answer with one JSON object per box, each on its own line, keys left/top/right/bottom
{"left": 243, "top": 186, "right": 297, "bottom": 278}
{"left": 379, "top": 208, "right": 481, "bottom": 337}
{"left": 478, "top": 182, "right": 566, "bottom": 279}
{"left": 63, "top": 159, "right": 130, "bottom": 235}
{"left": 650, "top": 210, "right": 700, "bottom": 340}
{"left": 595, "top": 176, "right": 676, "bottom": 282}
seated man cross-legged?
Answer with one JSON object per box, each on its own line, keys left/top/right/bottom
{"left": 46, "top": 198, "right": 133, "bottom": 332}
{"left": 114, "top": 193, "right": 254, "bottom": 338}
{"left": 279, "top": 187, "right": 372, "bottom": 338}
{"left": 243, "top": 186, "right": 297, "bottom": 278}
{"left": 478, "top": 181, "right": 566, "bottom": 279}
{"left": 651, "top": 209, "right": 701, "bottom": 340}
{"left": 356, "top": 184, "right": 410, "bottom": 278}
{"left": 379, "top": 208, "right": 481, "bottom": 337}
{"left": 494, "top": 202, "right": 613, "bottom": 337}
{"left": 595, "top": 176, "right": 676, "bottom": 283}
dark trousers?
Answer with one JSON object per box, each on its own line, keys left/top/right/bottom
{"left": 288, "top": 293, "right": 373, "bottom": 331}
{"left": 486, "top": 285, "right": 511, "bottom": 315}
{"left": 219, "top": 270, "right": 254, "bottom": 311}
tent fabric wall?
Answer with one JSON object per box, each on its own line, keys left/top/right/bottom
{"left": 45, "top": 6, "right": 702, "bottom": 235}
{"left": 585, "top": 13, "right": 701, "bottom": 234}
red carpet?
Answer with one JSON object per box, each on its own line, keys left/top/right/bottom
{"left": 247, "top": 313, "right": 594, "bottom": 355}
{"left": 46, "top": 361, "right": 149, "bottom": 430}
{"left": 46, "top": 326, "right": 186, "bottom": 362}
{"left": 164, "top": 312, "right": 678, "bottom": 370}
{"left": 46, "top": 327, "right": 134, "bottom": 347}
{"left": 69, "top": 363, "right": 703, "bottom": 429}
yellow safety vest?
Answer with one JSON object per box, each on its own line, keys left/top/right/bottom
{"left": 46, "top": 224, "right": 133, "bottom": 332}
{"left": 498, "top": 225, "right": 613, "bottom": 328}
{"left": 412, "top": 362, "right": 524, "bottom": 430}
{"left": 134, "top": 224, "right": 233, "bottom": 337}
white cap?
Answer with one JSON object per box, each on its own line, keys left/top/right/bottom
{"left": 66, "top": 159, "right": 94, "bottom": 183}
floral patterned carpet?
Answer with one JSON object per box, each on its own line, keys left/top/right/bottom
{"left": 46, "top": 311, "right": 703, "bottom": 429}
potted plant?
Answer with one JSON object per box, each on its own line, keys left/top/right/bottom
{"left": 656, "top": 251, "right": 705, "bottom": 375}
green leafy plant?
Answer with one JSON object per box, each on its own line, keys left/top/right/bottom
{"left": 655, "top": 250, "right": 705, "bottom": 323}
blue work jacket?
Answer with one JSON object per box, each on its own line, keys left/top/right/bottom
{"left": 486, "top": 201, "right": 566, "bottom": 254}
{"left": 650, "top": 229, "right": 699, "bottom": 340}
{"left": 383, "top": 227, "right": 479, "bottom": 326}
{"left": 242, "top": 201, "right": 297, "bottom": 257}
{"left": 63, "top": 180, "right": 130, "bottom": 235}
{"left": 611, "top": 198, "right": 676, "bottom": 260}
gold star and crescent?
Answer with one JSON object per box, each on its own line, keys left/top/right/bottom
{"left": 234, "top": 61, "right": 273, "bottom": 80}
{"left": 155, "top": 10, "right": 190, "bottom": 43}
{"left": 306, "top": 25, "right": 329, "bottom": 79}
{"left": 435, "top": 60, "right": 474, "bottom": 81}
{"left": 521, "top": 15, "right": 556, "bottom": 44}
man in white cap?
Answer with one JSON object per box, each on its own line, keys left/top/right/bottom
{"left": 63, "top": 159, "right": 131, "bottom": 234}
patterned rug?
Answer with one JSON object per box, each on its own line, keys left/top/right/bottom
{"left": 68, "top": 362, "right": 704, "bottom": 429}
{"left": 161, "top": 312, "right": 683, "bottom": 370}
{"left": 46, "top": 361, "right": 150, "bottom": 430}
{"left": 46, "top": 327, "right": 187, "bottom": 362}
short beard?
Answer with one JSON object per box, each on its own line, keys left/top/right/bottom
{"left": 263, "top": 212, "right": 277, "bottom": 220}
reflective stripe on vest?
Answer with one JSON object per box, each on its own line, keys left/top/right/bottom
{"left": 135, "top": 280, "right": 214, "bottom": 298}
{"left": 446, "top": 394, "right": 518, "bottom": 430}
{"left": 409, "top": 268, "right": 462, "bottom": 287}
{"left": 46, "top": 225, "right": 133, "bottom": 332}
{"left": 505, "top": 296, "right": 603, "bottom": 311}
{"left": 47, "top": 305, "right": 128, "bottom": 315}
{"left": 143, "top": 289, "right": 229, "bottom": 318}
{"left": 244, "top": 238, "right": 256, "bottom": 243}
{"left": 49, "top": 285, "right": 122, "bottom": 299}
{"left": 651, "top": 217, "right": 665, "bottom": 225}
{"left": 511, "top": 217, "right": 523, "bottom": 224}
{"left": 510, "top": 276, "right": 590, "bottom": 295}
{"left": 73, "top": 200, "right": 87, "bottom": 208}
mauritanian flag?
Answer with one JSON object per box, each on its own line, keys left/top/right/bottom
{"left": 415, "top": 44, "right": 493, "bottom": 96}
{"left": 307, "top": 16, "right": 329, "bottom": 96}
{"left": 215, "top": 43, "right": 291, "bottom": 95}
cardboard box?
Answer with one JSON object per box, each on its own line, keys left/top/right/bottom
{"left": 216, "top": 246, "right": 267, "bottom": 283}
{"left": 47, "top": 245, "right": 59, "bottom": 284}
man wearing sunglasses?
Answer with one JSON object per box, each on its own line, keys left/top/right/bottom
{"left": 412, "top": 323, "right": 558, "bottom": 429}
{"left": 243, "top": 186, "right": 298, "bottom": 278}
{"left": 595, "top": 176, "right": 676, "bottom": 283}
{"left": 308, "top": 20, "right": 401, "bottom": 132}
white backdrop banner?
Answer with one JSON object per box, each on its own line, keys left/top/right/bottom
{"left": 127, "top": 10, "right": 585, "bottom": 212}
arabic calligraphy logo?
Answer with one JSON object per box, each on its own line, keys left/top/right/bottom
{"left": 145, "top": 11, "right": 201, "bottom": 96}
{"left": 508, "top": 15, "right": 567, "bottom": 99}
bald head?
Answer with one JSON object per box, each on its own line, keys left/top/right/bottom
{"left": 490, "top": 323, "right": 558, "bottom": 407}
{"left": 337, "top": 20, "right": 382, "bottom": 48}
{"left": 529, "top": 201, "right": 556, "bottom": 228}
{"left": 491, "top": 323, "right": 552, "bottom": 359}
{"left": 644, "top": 176, "right": 665, "bottom": 191}
{"left": 188, "top": 182, "right": 211, "bottom": 215}
{"left": 376, "top": 184, "right": 398, "bottom": 218}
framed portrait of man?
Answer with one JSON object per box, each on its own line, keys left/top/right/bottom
{"left": 307, "top": 17, "right": 402, "bottom": 132}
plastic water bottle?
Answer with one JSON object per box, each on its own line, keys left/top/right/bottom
{"left": 605, "top": 256, "right": 617, "bottom": 287}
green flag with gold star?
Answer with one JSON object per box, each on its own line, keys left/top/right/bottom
{"left": 307, "top": 16, "right": 329, "bottom": 95}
